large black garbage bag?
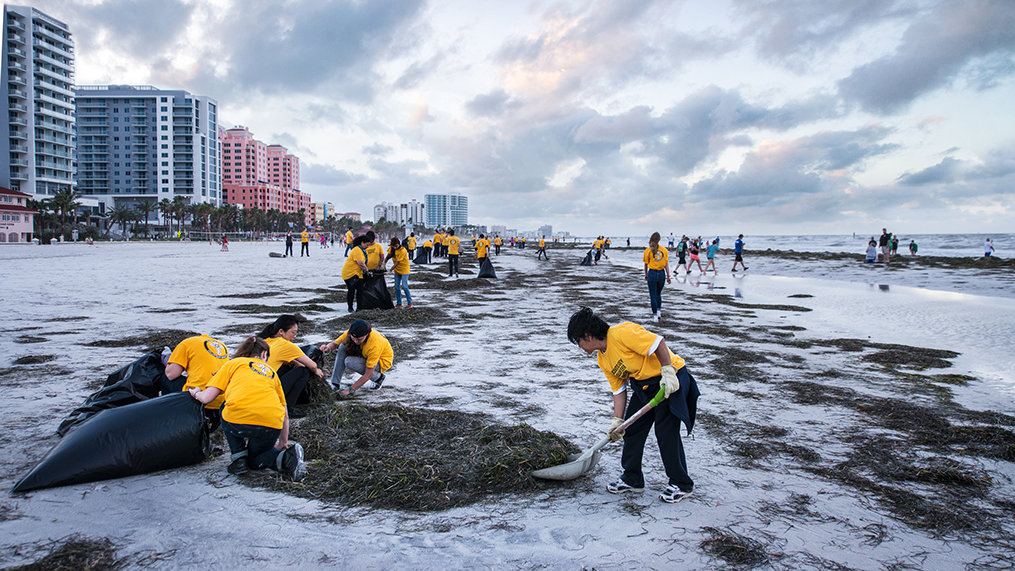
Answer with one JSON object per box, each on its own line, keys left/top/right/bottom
{"left": 580, "top": 250, "right": 593, "bottom": 266}
{"left": 358, "top": 270, "right": 394, "bottom": 310}
{"left": 477, "top": 257, "right": 497, "bottom": 279}
{"left": 413, "top": 246, "right": 431, "bottom": 264}
{"left": 13, "top": 392, "right": 209, "bottom": 493}
{"left": 57, "top": 352, "right": 165, "bottom": 436}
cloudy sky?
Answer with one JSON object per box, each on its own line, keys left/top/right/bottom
{"left": 29, "top": 0, "right": 1015, "bottom": 235}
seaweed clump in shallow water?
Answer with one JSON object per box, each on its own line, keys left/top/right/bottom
{"left": 245, "top": 403, "right": 578, "bottom": 511}
{"left": 699, "top": 526, "right": 771, "bottom": 568}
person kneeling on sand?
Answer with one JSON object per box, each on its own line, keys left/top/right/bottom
{"left": 189, "top": 336, "right": 306, "bottom": 481}
{"left": 163, "top": 333, "right": 230, "bottom": 430}
{"left": 567, "top": 307, "right": 700, "bottom": 503}
{"left": 321, "top": 319, "right": 393, "bottom": 397}
{"left": 258, "top": 315, "right": 325, "bottom": 417}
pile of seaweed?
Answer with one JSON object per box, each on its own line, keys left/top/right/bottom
{"left": 8, "top": 536, "right": 124, "bottom": 570}
{"left": 245, "top": 403, "right": 578, "bottom": 511}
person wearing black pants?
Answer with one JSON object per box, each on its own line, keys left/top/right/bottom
{"left": 567, "top": 307, "right": 700, "bottom": 504}
{"left": 258, "top": 315, "right": 325, "bottom": 418}
{"left": 446, "top": 228, "right": 461, "bottom": 277}
{"left": 342, "top": 235, "right": 368, "bottom": 312}
{"left": 285, "top": 230, "right": 294, "bottom": 257}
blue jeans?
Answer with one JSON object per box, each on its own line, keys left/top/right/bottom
{"left": 647, "top": 269, "right": 665, "bottom": 313}
{"left": 393, "top": 272, "right": 412, "bottom": 306}
{"left": 222, "top": 420, "right": 283, "bottom": 471}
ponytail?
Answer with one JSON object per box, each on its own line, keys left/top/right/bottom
{"left": 234, "top": 336, "right": 270, "bottom": 359}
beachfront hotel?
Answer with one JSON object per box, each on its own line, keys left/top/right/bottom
{"left": 219, "top": 126, "right": 311, "bottom": 226}
{"left": 0, "top": 185, "right": 36, "bottom": 242}
{"left": 73, "top": 85, "right": 220, "bottom": 220}
{"left": 1, "top": 5, "right": 76, "bottom": 200}
{"left": 424, "top": 192, "right": 468, "bottom": 228}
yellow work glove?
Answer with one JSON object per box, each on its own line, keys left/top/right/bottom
{"left": 660, "top": 364, "right": 680, "bottom": 399}
{"left": 607, "top": 417, "right": 625, "bottom": 442}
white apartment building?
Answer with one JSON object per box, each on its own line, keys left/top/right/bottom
{"left": 373, "top": 199, "right": 425, "bottom": 226}
{"left": 2, "top": 5, "right": 76, "bottom": 199}
{"left": 424, "top": 192, "right": 468, "bottom": 228}
{"left": 74, "top": 85, "right": 219, "bottom": 217}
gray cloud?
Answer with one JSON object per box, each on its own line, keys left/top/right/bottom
{"left": 38, "top": 0, "right": 194, "bottom": 60}
{"left": 393, "top": 52, "right": 446, "bottom": 90}
{"left": 838, "top": 0, "right": 1015, "bottom": 113}
{"left": 301, "top": 163, "right": 367, "bottom": 187}
{"left": 466, "top": 90, "right": 522, "bottom": 118}
{"left": 362, "top": 144, "right": 394, "bottom": 156}
{"left": 897, "top": 157, "right": 961, "bottom": 186}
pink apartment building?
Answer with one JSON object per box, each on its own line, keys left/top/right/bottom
{"left": 0, "top": 187, "right": 37, "bottom": 243}
{"left": 220, "top": 127, "right": 311, "bottom": 225}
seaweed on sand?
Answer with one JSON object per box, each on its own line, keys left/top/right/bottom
{"left": 82, "top": 329, "right": 198, "bottom": 354}
{"left": 13, "top": 355, "right": 56, "bottom": 365}
{"left": 243, "top": 403, "right": 579, "bottom": 511}
{"left": 699, "top": 526, "right": 772, "bottom": 569}
{"left": 7, "top": 536, "right": 124, "bottom": 571}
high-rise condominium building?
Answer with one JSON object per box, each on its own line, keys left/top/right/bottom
{"left": 74, "top": 85, "right": 219, "bottom": 216}
{"left": 220, "top": 126, "right": 310, "bottom": 225}
{"left": 2, "top": 5, "right": 75, "bottom": 198}
{"left": 424, "top": 192, "right": 468, "bottom": 228}
{"left": 372, "top": 199, "right": 425, "bottom": 227}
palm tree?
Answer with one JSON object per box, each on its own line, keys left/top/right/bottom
{"left": 136, "top": 199, "right": 157, "bottom": 237}
{"left": 158, "top": 198, "right": 173, "bottom": 236}
{"left": 47, "top": 189, "right": 81, "bottom": 239}
{"left": 107, "top": 204, "right": 134, "bottom": 239}
{"left": 171, "top": 197, "right": 187, "bottom": 236}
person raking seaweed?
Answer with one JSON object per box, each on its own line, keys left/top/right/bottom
{"left": 566, "top": 307, "right": 700, "bottom": 503}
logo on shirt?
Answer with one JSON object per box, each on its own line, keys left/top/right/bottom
{"left": 652, "top": 250, "right": 665, "bottom": 261}
{"left": 204, "top": 339, "right": 228, "bottom": 359}
{"left": 611, "top": 359, "right": 630, "bottom": 380}
{"left": 248, "top": 361, "right": 275, "bottom": 379}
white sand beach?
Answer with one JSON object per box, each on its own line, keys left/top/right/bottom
{"left": 1, "top": 240, "right": 1013, "bottom": 569}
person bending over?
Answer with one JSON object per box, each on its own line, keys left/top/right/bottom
{"left": 258, "top": 315, "right": 324, "bottom": 417}
{"left": 163, "top": 333, "right": 230, "bottom": 431}
{"left": 567, "top": 307, "right": 699, "bottom": 503}
{"left": 190, "top": 336, "right": 306, "bottom": 481}
{"left": 321, "top": 319, "right": 393, "bottom": 397}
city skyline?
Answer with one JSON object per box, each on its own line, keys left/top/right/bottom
{"left": 14, "top": 0, "right": 1015, "bottom": 236}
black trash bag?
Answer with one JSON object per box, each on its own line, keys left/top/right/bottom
{"left": 477, "top": 257, "right": 497, "bottom": 279}
{"left": 358, "top": 270, "right": 394, "bottom": 310}
{"left": 57, "top": 352, "right": 166, "bottom": 437}
{"left": 413, "top": 246, "right": 431, "bottom": 264}
{"left": 13, "top": 392, "right": 209, "bottom": 493}
{"left": 269, "top": 252, "right": 285, "bottom": 258}
{"left": 580, "top": 250, "right": 593, "bottom": 266}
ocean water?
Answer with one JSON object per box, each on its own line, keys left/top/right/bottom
{"left": 587, "top": 233, "right": 1012, "bottom": 259}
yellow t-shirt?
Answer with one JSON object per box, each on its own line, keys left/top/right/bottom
{"left": 264, "top": 336, "right": 306, "bottom": 372}
{"left": 596, "top": 322, "right": 685, "bottom": 394}
{"left": 389, "top": 246, "right": 410, "bottom": 274}
{"left": 643, "top": 247, "right": 668, "bottom": 270}
{"left": 170, "top": 334, "right": 230, "bottom": 409}
{"left": 342, "top": 247, "right": 366, "bottom": 280}
{"left": 447, "top": 236, "right": 461, "bottom": 255}
{"left": 301, "top": 231, "right": 309, "bottom": 243}
{"left": 208, "top": 357, "right": 286, "bottom": 429}
{"left": 333, "top": 329, "right": 394, "bottom": 373}
{"left": 345, "top": 230, "right": 354, "bottom": 244}
{"left": 423, "top": 240, "right": 433, "bottom": 248}
{"left": 476, "top": 239, "right": 489, "bottom": 258}
{"left": 433, "top": 233, "right": 442, "bottom": 245}
{"left": 539, "top": 239, "right": 545, "bottom": 248}
{"left": 406, "top": 236, "right": 416, "bottom": 250}
{"left": 365, "top": 242, "right": 385, "bottom": 270}
{"left": 593, "top": 239, "right": 603, "bottom": 249}
{"left": 494, "top": 237, "right": 502, "bottom": 246}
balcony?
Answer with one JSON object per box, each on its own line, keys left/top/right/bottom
{"left": 10, "top": 158, "right": 28, "bottom": 167}
{"left": 10, "top": 129, "right": 27, "bottom": 139}
{"left": 9, "top": 88, "right": 27, "bottom": 99}
{"left": 33, "top": 51, "right": 72, "bottom": 71}
{"left": 10, "top": 143, "right": 28, "bottom": 153}
{"left": 8, "top": 33, "right": 25, "bottom": 45}
{"left": 8, "top": 116, "right": 27, "bottom": 127}
{"left": 32, "top": 37, "right": 74, "bottom": 58}
{"left": 36, "top": 147, "right": 73, "bottom": 159}
{"left": 8, "top": 19, "right": 26, "bottom": 31}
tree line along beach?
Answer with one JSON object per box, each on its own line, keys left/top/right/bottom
{"left": 1, "top": 235, "right": 1013, "bottom": 569}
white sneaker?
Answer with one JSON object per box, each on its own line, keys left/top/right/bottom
{"left": 652, "top": 312, "right": 660, "bottom": 322}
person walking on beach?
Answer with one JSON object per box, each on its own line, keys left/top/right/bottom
{"left": 447, "top": 229, "right": 461, "bottom": 277}
{"left": 536, "top": 235, "right": 549, "bottom": 260}
{"left": 384, "top": 237, "right": 412, "bottom": 308}
{"left": 703, "top": 240, "right": 723, "bottom": 274}
{"left": 342, "top": 235, "right": 369, "bottom": 312}
{"left": 667, "top": 233, "right": 675, "bottom": 248}
{"left": 890, "top": 235, "right": 899, "bottom": 257}
{"left": 732, "top": 234, "right": 747, "bottom": 272}
{"left": 405, "top": 233, "right": 416, "bottom": 260}
{"left": 476, "top": 233, "right": 490, "bottom": 264}
{"left": 644, "top": 232, "right": 671, "bottom": 321}
{"left": 321, "top": 319, "right": 393, "bottom": 397}
{"left": 674, "top": 236, "right": 688, "bottom": 275}
{"left": 189, "top": 336, "right": 306, "bottom": 481}
{"left": 566, "top": 307, "right": 699, "bottom": 503}
{"left": 909, "top": 240, "right": 918, "bottom": 256}
{"left": 494, "top": 235, "right": 502, "bottom": 255}
{"left": 984, "top": 238, "right": 995, "bottom": 257}
{"left": 300, "top": 230, "right": 310, "bottom": 257}
{"left": 687, "top": 238, "right": 704, "bottom": 274}
{"left": 344, "top": 228, "right": 354, "bottom": 257}
{"left": 284, "top": 230, "right": 294, "bottom": 257}
{"left": 878, "top": 229, "right": 891, "bottom": 264}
